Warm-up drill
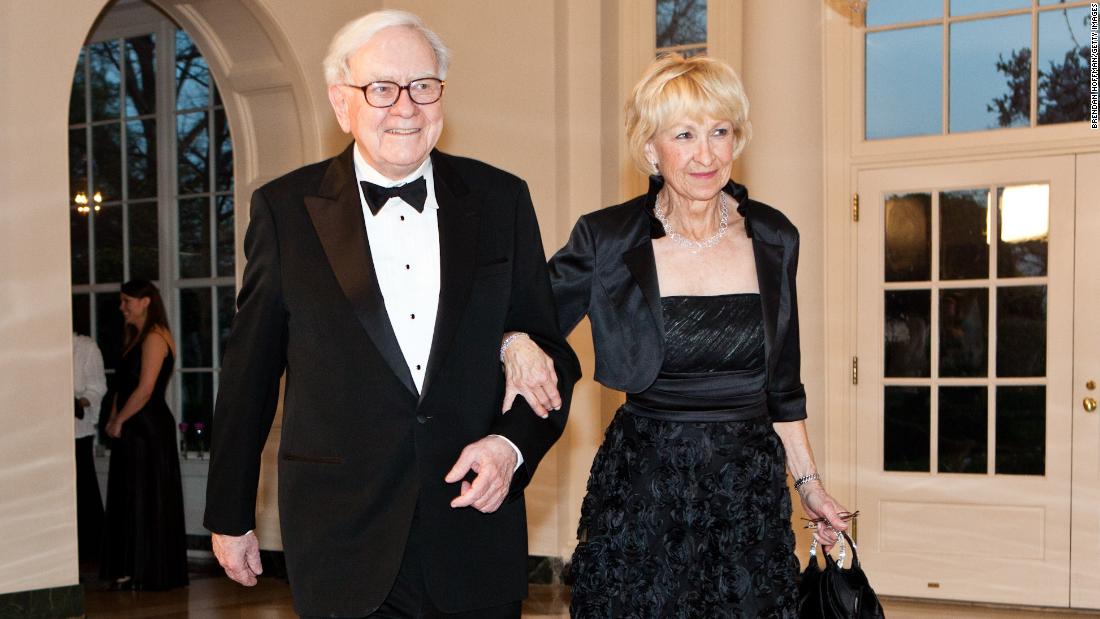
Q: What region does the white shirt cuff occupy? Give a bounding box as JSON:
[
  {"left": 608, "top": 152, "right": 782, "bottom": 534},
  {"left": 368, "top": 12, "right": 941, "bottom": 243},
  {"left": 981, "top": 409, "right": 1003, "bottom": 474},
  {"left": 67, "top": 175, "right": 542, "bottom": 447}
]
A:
[{"left": 489, "top": 434, "right": 524, "bottom": 472}]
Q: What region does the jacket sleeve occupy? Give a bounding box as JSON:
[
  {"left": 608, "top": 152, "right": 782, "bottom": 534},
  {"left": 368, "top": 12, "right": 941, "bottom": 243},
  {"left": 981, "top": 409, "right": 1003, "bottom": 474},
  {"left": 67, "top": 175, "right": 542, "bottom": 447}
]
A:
[
  {"left": 547, "top": 215, "right": 595, "bottom": 336},
  {"left": 489, "top": 181, "right": 581, "bottom": 495},
  {"left": 203, "top": 188, "right": 288, "bottom": 535},
  {"left": 768, "top": 228, "right": 808, "bottom": 422}
]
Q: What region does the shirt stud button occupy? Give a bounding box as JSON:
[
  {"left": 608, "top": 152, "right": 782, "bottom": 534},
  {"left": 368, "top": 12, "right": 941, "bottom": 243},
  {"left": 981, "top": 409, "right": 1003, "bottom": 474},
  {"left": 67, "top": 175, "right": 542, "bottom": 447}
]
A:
[
  {"left": 410, "top": 314, "right": 415, "bottom": 319},
  {"left": 416, "top": 414, "right": 427, "bottom": 424}
]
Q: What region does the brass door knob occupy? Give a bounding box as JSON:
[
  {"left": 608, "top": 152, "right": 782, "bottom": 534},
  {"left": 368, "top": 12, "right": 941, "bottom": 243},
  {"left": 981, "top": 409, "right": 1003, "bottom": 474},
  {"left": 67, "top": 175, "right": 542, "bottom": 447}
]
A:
[{"left": 1086, "top": 397, "right": 1098, "bottom": 413}]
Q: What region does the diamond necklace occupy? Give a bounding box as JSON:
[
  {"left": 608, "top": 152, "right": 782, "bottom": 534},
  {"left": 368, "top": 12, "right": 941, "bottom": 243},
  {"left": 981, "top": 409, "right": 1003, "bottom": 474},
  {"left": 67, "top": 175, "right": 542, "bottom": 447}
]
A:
[{"left": 653, "top": 191, "right": 729, "bottom": 253}]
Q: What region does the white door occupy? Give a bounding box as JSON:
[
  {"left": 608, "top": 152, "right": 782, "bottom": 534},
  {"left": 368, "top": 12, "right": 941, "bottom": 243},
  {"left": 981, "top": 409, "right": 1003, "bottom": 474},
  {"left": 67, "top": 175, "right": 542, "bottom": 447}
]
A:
[
  {"left": 1071, "top": 153, "right": 1100, "bottom": 609},
  {"left": 855, "top": 156, "right": 1076, "bottom": 606}
]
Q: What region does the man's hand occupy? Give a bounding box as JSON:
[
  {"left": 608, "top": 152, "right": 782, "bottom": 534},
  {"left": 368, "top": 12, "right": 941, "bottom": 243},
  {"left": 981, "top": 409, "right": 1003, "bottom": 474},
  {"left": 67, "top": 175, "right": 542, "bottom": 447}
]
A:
[
  {"left": 501, "top": 333, "right": 560, "bottom": 418},
  {"left": 212, "top": 531, "right": 263, "bottom": 586},
  {"left": 444, "top": 436, "right": 518, "bottom": 513}
]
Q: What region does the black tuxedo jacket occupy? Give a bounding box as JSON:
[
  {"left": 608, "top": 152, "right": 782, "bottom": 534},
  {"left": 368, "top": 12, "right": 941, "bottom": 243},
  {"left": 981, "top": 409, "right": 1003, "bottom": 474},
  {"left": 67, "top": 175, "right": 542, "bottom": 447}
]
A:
[
  {"left": 548, "top": 175, "right": 807, "bottom": 422},
  {"left": 203, "top": 145, "right": 579, "bottom": 616}
]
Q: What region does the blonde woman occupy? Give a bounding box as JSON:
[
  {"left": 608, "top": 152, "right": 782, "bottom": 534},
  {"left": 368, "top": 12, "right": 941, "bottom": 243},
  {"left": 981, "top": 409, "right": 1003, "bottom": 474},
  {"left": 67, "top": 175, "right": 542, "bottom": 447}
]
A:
[{"left": 502, "top": 54, "right": 850, "bottom": 616}]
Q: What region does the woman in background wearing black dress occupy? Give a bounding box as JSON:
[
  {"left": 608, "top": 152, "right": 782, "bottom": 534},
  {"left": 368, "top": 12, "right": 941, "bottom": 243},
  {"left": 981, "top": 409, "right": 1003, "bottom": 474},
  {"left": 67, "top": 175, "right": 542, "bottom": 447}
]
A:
[
  {"left": 501, "top": 54, "right": 850, "bottom": 617},
  {"left": 101, "top": 280, "right": 188, "bottom": 590}
]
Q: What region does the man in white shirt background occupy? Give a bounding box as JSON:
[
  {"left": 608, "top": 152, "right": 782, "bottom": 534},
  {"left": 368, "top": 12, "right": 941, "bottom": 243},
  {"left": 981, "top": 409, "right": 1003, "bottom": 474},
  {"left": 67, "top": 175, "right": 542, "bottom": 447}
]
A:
[{"left": 72, "top": 331, "right": 107, "bottom": 565}]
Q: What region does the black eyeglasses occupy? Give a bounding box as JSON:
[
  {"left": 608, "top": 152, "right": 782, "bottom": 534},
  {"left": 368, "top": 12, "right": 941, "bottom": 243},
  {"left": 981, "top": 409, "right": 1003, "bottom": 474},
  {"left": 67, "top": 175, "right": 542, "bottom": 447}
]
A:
[{"left": 345, "top": 78, "right": 445, "bottom": 108}]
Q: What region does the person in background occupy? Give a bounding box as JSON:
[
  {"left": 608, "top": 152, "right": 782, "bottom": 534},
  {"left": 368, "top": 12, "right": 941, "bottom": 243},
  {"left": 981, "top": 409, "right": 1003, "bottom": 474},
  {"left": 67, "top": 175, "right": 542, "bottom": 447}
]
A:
[
  {"left": 100, "top": 279, "right": 188, "bottom": 591},
  {"left": 73, "top": 331, "right": 107, "bottom": 565}
]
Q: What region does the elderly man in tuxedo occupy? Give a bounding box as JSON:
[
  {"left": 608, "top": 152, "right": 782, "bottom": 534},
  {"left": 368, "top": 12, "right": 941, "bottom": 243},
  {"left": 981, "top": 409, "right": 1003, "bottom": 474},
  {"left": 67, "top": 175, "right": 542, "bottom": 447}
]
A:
[{"left": 203, "top": 10, "right": 578, "bottom": 618}]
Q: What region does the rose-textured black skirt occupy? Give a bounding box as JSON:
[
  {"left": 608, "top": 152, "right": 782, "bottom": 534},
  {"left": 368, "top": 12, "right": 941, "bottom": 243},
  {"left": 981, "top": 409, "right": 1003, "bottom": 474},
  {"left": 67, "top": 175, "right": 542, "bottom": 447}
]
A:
[{"left": 569, "top": 409, "right": 799, "bottom": 618}]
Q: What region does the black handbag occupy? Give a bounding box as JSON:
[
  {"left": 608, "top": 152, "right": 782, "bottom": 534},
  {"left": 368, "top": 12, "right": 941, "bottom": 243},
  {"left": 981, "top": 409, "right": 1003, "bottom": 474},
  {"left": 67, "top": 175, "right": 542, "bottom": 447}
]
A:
[{"left": 798, "top": 531, "right": 884, "bottom": 618}]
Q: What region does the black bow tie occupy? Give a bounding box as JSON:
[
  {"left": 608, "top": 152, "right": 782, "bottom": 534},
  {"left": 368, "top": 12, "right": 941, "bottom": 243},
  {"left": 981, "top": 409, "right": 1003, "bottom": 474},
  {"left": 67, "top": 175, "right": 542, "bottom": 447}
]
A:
[{"left": 361, "top": 176, "right": 427, "bottom": 215}]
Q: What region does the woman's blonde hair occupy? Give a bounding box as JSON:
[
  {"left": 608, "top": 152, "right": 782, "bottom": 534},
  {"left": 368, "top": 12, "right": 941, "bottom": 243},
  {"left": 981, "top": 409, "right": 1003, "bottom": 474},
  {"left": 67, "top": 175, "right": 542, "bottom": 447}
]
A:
[{"left": 625, "top": 53, "right": 752, "bottom": 176}]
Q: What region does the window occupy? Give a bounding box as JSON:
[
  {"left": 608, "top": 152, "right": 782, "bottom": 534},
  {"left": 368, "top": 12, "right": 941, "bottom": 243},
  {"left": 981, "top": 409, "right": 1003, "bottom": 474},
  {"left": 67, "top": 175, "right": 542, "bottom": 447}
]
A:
[
  {"left": 864, "top": 0, "right": 1092, "bottom": 139},
  {"left": 69, "top": 12, "right": 235, "bottom": 444},
  {"left": 657, "top": 0, "right": 707, "bottom": 57}
]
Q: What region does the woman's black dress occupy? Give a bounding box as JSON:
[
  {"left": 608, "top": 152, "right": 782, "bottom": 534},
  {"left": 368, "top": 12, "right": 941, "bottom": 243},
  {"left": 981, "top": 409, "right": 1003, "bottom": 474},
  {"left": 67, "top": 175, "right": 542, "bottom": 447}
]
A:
[
  {"left": 570, "top": 294, "right": 799, "bottom": 618},
  {"left": 100, "top": 342, "right": 189, "bottom": 590}
]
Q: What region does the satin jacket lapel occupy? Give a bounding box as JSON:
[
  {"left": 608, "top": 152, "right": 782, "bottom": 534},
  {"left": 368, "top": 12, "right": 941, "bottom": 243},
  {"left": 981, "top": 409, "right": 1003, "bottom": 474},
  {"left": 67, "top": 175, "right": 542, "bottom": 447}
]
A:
[
  {"left": 420, "top": 152, "right": 479, "bottom": 401},
  {"left": 753, "top": 239, "right": 784, "bottom": 377},
  {"left": 623, "top": 241, "right": 664, "bottom": 337},
  {"left": 304, "top": 146, "right": 418, "bottom": 397}
]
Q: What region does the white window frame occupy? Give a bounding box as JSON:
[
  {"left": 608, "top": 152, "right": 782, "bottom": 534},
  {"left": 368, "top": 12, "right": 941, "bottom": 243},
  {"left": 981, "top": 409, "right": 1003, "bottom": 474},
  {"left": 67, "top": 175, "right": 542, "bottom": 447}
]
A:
[{"left": 73, "top": 2, "right": 235, "bottom": 431}]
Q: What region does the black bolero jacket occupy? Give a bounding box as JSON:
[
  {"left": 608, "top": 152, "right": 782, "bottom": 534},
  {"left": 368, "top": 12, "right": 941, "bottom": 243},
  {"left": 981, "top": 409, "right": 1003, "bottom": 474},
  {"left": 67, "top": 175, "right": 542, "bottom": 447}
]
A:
[{"left": 548, "top": 176, "right": 808, "bottom": 423}]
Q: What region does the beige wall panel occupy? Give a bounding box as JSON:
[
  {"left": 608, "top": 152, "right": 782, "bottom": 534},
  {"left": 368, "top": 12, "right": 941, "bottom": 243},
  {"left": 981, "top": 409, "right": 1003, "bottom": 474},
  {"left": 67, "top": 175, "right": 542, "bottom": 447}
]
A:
[
  {"left": 0, "top": 0, "right": 114, "bottom": 596},
  {"left": 740, "top": 1, "right": 825, "bottom": 558}
]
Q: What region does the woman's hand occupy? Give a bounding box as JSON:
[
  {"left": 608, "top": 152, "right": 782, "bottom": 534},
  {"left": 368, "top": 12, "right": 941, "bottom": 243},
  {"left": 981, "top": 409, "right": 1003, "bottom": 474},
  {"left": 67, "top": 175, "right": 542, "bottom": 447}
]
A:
[
  {"left": 500, "top": 332, "right": 561, "bottom": 418},
  {"left": 106, "top": 417, "right": 124, "bottom": 439},
  {"left": 798, "top": 481, "right": 851, "bottom": 552}
]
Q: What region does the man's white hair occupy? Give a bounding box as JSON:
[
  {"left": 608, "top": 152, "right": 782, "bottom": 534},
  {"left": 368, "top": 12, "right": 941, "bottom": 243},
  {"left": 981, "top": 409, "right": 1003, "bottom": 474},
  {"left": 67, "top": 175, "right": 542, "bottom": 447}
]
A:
[{"left": 323, "top": 10, "right": 451, "bottom": 86}]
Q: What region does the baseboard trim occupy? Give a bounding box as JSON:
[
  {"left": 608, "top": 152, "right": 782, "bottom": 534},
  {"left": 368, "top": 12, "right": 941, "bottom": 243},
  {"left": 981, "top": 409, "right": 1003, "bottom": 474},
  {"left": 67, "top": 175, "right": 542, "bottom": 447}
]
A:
[{"left": 0, "top": 584, "right": 84, "bottom": 619}]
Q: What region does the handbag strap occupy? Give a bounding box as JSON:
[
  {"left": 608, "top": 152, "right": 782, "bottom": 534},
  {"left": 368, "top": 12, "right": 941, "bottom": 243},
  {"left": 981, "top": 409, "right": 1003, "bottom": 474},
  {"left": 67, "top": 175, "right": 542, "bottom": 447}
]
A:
[{"left": 808, "top": 530, "right": 856, "bottom": 568}]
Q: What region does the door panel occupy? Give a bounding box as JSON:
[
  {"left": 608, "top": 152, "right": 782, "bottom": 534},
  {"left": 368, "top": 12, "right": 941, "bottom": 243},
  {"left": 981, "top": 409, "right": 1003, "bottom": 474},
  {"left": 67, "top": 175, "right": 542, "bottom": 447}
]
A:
[
  {"left": 1070, "top": 153, "right": 1100, "bottom": 609},
  {"left": 856, "top": 157, "right": 1075, "bottom": 606}
]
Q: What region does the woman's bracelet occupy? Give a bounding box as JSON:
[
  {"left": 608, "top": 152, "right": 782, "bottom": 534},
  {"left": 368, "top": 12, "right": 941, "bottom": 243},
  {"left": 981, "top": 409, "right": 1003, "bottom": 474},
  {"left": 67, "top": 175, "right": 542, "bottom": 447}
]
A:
[
  {"left": 794, "top": 472, "right": 821, "bottom": 491},
  {"left": 499, "top": 333, "right": 526, "bottom": 362}
]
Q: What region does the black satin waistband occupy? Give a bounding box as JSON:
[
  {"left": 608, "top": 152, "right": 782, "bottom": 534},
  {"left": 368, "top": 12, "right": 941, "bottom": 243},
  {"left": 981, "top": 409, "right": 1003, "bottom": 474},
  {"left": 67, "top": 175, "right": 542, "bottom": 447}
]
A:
[{"left": 624, "top": 367, "right": 768, "bottom": 423}]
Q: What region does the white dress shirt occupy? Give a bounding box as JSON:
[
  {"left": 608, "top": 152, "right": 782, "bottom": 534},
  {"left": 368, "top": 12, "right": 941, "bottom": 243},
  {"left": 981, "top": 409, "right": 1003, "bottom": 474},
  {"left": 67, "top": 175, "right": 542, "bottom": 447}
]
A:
[
  {"left": 352, "top": 148, "right": 523, "bottom": 468},
  {"left": 353, "top": 147, "right": 440, "bottom": 393},
  {"left": 73, "top": 333, "right": 107, "bottom": 439},
  {"left": 352, "top": 150, "right": 523, "bottom": 470}
]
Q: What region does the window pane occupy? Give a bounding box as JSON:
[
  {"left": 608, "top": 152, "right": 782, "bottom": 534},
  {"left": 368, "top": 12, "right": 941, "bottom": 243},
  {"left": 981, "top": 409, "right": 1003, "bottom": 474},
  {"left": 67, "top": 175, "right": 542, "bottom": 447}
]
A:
[
  {"left": 885, "top": 290, "right": 931, "bottom": 377},
  {"left": 72, "top": 294, "right": 91, "bottom": 337},
  {"left": 998, "top": 184, "right": 1049, "bottom": 277},
  {"left": 177, "top": 111, "right": 209, "bottom": 195},
  {"left": 88, "top": 40, "right": 121, "bottom": 121},
  {"left": 180, "top": 371, "right": 212, "bottom": 428},
  {"left": 884, "top": 386, "right": 930, "bottom": 472},
  {"left": 92, "top": 124, "right": 122, "bottom": 204},
  {"left": 179, "top": 287, "right": 213, "bottom": 368},
  {"left": 129, "top": 201, "right": 159, "bottom": 281},
  {"left": 950, "top": 0, "right": 1030, "bottom": 17},
  {"left": 70, "top": 49, "right": 86, "bottom": 125},
  {"left": 939, "top": 288, "right": 988, "bottom": 377},
  {"left": 95, "top": 291, "right": 123, "bottom": 370},
  {"left": 950, "top": 15, "right": 1031, "bottom": 132},
  {"left": 866, "top": 0, "right": 942, "bottom": 27},
  {"left": 217, "top": 285, "right": 237, "bottom": 364},
  {"left": 179, "top": 198, "right": 212, "bottom": 279},
  {"left": 214, "top": 109, "right": 233, "bottom": 192},
  {"left": 940, "top": 189, "right": 989, "bottom": 280},
  {"left": 69, "top": 128, "right": 88, "bottom": 200},
  {"left": 866, "top": 25, "right": 943, "bottom": 139},
  {"left": 71, "top": 208, "right": 89, "bottom": 286},
  {"left": 124, "top": 35, "right": 156, "bottom": 118},
  {"left": 656, "top": 0, "right": 706, "bottom": 48},
  {"left": 176, "top": 30, "right": 210, "bottom": 111},
  {"left": 1038, "top": 6, "right": 1091, "bottom": 124},
  {"left": 996, "top": 386, "right": 1045, "bottom": 475},
  {"left": 885, "top": 192, "right": 931, "bottom": 281},
  {"left": 216, "top": 195, "right": 235, "bottom": 277},
  {"left": 126, "top": 119, "right": 157, "bottom": 200},
  {"left": 938, "top": 386, "right": 988, "bottom": 473},
  {"left": 94, "top": 204, "right": 123, "bottom": 284},
  {"left": 997, "top": 285, "right": 1047, "bottom": 377}
]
